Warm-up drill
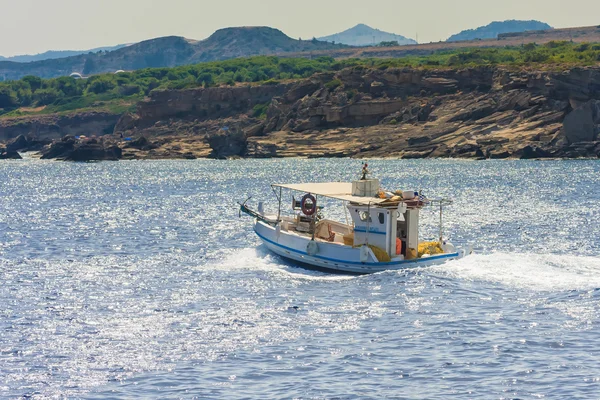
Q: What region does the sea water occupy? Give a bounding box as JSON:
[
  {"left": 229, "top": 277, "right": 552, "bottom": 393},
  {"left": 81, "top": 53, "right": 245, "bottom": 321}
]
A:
[{"left": 1, "top": 158, "right": 599, "bottom": 399}]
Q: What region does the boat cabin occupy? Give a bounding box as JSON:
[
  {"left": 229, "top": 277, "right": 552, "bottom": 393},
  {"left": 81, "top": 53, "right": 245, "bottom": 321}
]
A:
[{"left": 260, "top": 179, "right": 434, "bottom": 261}]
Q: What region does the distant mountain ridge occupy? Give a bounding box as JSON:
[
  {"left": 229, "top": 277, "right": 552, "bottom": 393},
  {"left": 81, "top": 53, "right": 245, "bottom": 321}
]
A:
[
  {"left": 0, "top": 44, "right": 128, "bottom": 63},
  {"left": 447, "top": 20, "right": 552, "bottom": 42},
  {"left": 318, "top": 24, "right": 416, "bottom": 46},
  {"left": 0, "top": 27, "right": 345, "bottom": 81}
]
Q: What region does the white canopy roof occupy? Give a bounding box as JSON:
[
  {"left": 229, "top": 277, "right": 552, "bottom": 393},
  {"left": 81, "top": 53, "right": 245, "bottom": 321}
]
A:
[{"left": 272, "top": 182, "right": 386, "bottom": 205}]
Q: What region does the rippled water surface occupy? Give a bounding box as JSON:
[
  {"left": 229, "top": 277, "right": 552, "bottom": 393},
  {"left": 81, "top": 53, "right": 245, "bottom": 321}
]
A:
[{"left": 1, "top": 158, "right": 600, "bottom": 399}]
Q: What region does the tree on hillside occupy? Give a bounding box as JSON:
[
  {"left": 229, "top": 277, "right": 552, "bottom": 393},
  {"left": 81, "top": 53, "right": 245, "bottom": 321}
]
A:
[
  {"left": 0, "top": 86, "right": 19, "bottom": 108},
  {"left": 83, "top": 58, "right": 96, "bottom": 75},
  {"left": 197, "top": 72, "right": 214, "bottom": 87},
  {"left": 22, "top": 76, "right": 42, "bottom": 92},
  {"left": 55, "top": 76, "right": 83, "bottom": 97},
  {"left": 378, "top": 41, "right": 400, "bottom": 47},
  {"left": 86, "top": 76, "right": 116, "bottom": 94},
  {"left": 33, "top": 88, "right": 62, "bottom": 106}
]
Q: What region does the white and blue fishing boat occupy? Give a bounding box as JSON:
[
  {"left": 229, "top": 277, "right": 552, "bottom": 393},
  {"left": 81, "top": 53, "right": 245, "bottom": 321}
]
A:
[{"left": 240, "top": 168, "right": 471, "bottom": 274}]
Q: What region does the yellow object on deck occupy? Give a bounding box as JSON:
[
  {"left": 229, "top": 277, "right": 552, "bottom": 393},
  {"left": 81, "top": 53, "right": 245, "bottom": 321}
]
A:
[
  {"left": 406, "top": 248, "right": 418, "bottom": 260},
  {"left": 368, "top": 245, "right": 391, "bottom": 263},
  {"left": 418, "top": 241, "right": 444, "bottom": 257},
  {"left": 352, "top": 243, "right": 391, "bottom": 262}
]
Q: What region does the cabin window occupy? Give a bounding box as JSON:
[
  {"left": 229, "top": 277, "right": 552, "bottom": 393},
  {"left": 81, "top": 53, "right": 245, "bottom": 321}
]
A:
[
  {"left": 378, "top": 213, "right": 385, "bottom": 224},
  {"left": 359, "top": 211, "right": 370, "bottom": 222}
]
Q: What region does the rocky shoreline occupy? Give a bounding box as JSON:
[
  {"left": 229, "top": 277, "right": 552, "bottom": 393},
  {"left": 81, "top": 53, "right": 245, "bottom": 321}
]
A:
[{"left": 1, "top": 65, "right": 600, "bottom": 161}]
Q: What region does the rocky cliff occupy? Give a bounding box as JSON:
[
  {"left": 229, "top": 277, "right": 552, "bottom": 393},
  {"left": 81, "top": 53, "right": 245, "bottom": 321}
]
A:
[
  {"left": 2, "top": 65, "right": 600, "bottom": 161},
  {"left": 113, "top": 65, "right": 600, "bottom": 160}
]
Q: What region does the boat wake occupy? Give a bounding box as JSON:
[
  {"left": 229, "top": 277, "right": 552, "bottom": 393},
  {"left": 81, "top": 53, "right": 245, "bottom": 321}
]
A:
[
  {"left": 216, "top": 247, "right": 600, "bottom": 291},
  {"left": 214, "top": 247, "right": 356, "bottom": 281},
  {"left": 431, "top": 252, "right": 600, "bottom": 292}
]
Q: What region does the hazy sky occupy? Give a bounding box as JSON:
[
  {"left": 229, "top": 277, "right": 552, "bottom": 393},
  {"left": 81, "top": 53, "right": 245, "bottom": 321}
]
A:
[{"left": 1, "top": 0, "right": 598, "bottom": 56}]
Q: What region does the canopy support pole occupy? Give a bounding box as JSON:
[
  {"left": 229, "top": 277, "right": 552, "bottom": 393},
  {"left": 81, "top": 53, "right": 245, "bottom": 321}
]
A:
[
  {"left": 277, "top": 187, "right": 282, "bottom": 223},
  {"left": 439, "top": 202, "right": 443, "bottom": 243},
  {"left": 343, "top": 201, "right": 350, "bottom": 228}
]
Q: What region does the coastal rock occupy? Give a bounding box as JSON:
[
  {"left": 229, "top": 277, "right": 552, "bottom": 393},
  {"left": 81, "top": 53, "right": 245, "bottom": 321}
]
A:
[
  {"left": 497, "top": 90, "right": 531, "bottom": 111},
  {"left": 6, "top": 134, "right": 52, "bottom": 152},
  {"left": 64, "top": 144, "right": 122, "bottom": 161},
  {"left": 6, "top": 135, "right": 29, "bottom": 152},
  {"left": 40, "top": 136, "right": 122, "bottom": 161},
  {"left": 447, "top": 99, "right": 495, "bottom": 122},
  {"left": 207, "top": 127, "right": 247, "bottom": 159},
  {"left": 562, "top": 100, "right": 600, "bottom": 144},
  {"left": 513, "top": 145, "right": 551, "bottom": 159},
  {"left": 0, "top": 148, "right": 22, "bottom": 159},
  {"left": 114, "top": 112, "right": 140, "bottom": 133},
  {"left": 40, "top": 136, "right": 76, "bottom": 159},
  {"left": 124, "top": 136, "right": 158, "bottom": 151},
  {"left": 243, "top": 123, "right": 265, "bottom": 137},
  {"left": 487, "top": 150, "right": 511, "bottom": 159}
]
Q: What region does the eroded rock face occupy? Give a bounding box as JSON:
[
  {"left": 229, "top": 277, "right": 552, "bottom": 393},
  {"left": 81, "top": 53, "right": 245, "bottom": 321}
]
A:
[
  {"left": 135, "top": 84, "right": 293, "bottom": 127},
  {"left": 0, "top": 112, "right": 121, "bottom": 143}
]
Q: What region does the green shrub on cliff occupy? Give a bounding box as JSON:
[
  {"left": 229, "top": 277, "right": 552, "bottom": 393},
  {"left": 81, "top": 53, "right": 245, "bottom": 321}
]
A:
[
  {"left": 197, "top": 72, "right": 215, "bottom": 87},
  {"left": 87, "top": 76, "right": 117, "bottom": 95},
  {"left": 0, "top": 87, "right": 19, "bottom": 108},
  {"left": 33, "top": 88, "right": 62, "bottom": 106},
  {"left": 325, "top": 79, "right": 342, "bottom": 90},
  {"left": 22, "top": 76, "right": 43, "bottom": 92},
  {"left": 252, "top": 103, "right": 269, "bottom": 119}
]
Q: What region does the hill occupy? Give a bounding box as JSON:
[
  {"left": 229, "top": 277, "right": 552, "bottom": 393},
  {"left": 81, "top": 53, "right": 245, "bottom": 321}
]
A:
[
  {"left": 0, "top": 27, "right": 345, "bottom": 81},
  {"left": 0, "top": 44, "right": 128, "bottom": 63},
  {"left": 189, "top": 26, "right": 345, "bottom": 62},
  {"left": 447, "top": 20, "right": 552, "bottom": 42},
  {"left": 318, "top": 24, "right": 416, "bottom": 46}
]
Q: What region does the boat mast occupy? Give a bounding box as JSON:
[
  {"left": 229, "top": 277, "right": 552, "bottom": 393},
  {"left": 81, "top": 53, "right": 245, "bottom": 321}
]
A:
[{"left": 271, "top": 185, "right": 283, "bottom": 223}]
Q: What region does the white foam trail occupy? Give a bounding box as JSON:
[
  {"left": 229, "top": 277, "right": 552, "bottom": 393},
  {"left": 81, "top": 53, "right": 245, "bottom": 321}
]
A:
[
  {"left": 212, "top": 247, "right": 355, "bottom": 281},
  {"left": 431, "top": 252, "right": 600, "bottom": 292}
]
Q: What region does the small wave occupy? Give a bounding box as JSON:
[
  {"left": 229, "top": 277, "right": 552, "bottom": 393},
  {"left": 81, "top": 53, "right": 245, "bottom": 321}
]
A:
[
  {"left": 213, "top": 247, "right": 356, "bottom": 281},
  {"left": 431, "top": 252, "right": 600, "bottom": 292}
]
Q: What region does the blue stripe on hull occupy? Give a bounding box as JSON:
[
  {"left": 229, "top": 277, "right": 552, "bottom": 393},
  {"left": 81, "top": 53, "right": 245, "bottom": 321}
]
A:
[{"left": 254, "top": 226, "right": 459, "bottom": 269}]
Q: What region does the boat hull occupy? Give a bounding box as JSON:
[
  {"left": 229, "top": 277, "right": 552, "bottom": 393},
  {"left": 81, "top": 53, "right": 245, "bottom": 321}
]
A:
[{"left": 254, "top": 220, "right": 466, "bottom": 274}]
